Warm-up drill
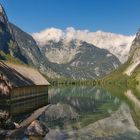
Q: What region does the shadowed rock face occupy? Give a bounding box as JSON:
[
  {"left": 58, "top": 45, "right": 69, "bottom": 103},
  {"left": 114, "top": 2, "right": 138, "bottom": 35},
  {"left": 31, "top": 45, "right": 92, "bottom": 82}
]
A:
[
  {"left": 130, "top": 30, "right": 140, "bottom": 55},
  {"left": 0, "top": 5, "right": 27, "bottom": 63},
  {"left": 40, "top": 40, "right": 121, "bottom": 79},
  {"left": 129, "top": 29, "right": 140, "bottom": 63},
  {"left": 0, "top": 5, "right": 12, "bottom": 54},
  {"left": 8, "top": 23, "right": 122, "bottom": 80},
  {"left": 9, "top": 23, "right": 43, "bottom": 66},
  {"left": 124, "top": 29, "right": 140, "bottom": 76},
  {"left": 0, "top": 4, "right": 122, "bottom": 80}
]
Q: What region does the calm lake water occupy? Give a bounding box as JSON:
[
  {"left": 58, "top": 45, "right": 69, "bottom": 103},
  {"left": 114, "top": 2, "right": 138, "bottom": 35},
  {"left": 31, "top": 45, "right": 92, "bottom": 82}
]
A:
[{"left": 1, "top": 85, "right": 140, "bottom": 140}]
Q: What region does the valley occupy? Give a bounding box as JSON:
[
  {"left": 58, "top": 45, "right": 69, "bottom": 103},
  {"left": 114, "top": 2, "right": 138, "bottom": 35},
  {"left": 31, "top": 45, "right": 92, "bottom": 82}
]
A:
[{"left": 0, "top": 2, "right": 140, "bottom": 140}]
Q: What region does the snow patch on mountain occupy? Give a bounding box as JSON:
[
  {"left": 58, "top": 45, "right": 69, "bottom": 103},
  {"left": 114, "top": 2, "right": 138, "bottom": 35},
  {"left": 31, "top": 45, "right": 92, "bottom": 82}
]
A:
[
  {"left": 32, "top": 27, "right": 135, "bottom": 63},
  {"left": 45, "top": 46, "right": 78, "bottom": 64}
]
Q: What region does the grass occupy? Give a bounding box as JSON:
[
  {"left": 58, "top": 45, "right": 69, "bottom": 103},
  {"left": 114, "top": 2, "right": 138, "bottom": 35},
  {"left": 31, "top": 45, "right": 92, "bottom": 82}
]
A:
[
  {"left": 48, "top": 58, "right": 136, "bottom": 86},
  {"left": 0, "top": 50, "right": 23, "bottom": 64}
]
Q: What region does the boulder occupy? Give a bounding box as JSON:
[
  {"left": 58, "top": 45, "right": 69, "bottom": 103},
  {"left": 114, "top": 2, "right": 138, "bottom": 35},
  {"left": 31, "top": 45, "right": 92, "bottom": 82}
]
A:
[
  {"left": 44, "top": 103, "right": 79, "bottom": 121},
  {"left": 25, "top": 120, "right": 49, "bottom": 136}
]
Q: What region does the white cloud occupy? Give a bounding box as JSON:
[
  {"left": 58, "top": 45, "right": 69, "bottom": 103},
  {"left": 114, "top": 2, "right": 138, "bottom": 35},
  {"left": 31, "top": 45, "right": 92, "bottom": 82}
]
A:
[
  {"left": 32, "top": 27, "right": 135, "bottom": 63},
  {"left": 32, "top": 28, "right": 64, "bottom": 46}
]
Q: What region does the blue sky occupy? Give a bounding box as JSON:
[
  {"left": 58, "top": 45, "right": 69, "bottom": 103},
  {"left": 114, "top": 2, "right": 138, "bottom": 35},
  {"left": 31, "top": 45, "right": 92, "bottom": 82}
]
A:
[{"left": 1, "top": 0, "right": 140, "bottom": 35}]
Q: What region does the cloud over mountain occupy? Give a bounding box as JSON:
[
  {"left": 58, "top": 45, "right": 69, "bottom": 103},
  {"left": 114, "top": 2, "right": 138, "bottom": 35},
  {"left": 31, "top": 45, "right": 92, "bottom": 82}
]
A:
[{"left": 32, "top": 27, "right": 135, "bottom": 63}]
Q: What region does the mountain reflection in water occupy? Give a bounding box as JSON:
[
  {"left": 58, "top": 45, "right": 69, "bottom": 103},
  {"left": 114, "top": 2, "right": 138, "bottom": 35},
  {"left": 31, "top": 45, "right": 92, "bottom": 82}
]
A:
[
  {"left": 1, "top": 86, "right": 140, "bottom": 140},
  {"left": 47, "top": 86, "right": 121, "bottom": 127},
  {"left": 43, "top": 86, "right": 140, "bottom": 140}
]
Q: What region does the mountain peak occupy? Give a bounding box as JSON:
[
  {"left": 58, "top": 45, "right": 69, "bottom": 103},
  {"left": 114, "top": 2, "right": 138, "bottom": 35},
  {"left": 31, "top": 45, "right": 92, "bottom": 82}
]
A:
[
  {"left": 0, "top": 4, "right": 8, "bottom": 24},
  {"left": 128, "top": 28, "right": 140, "bottom": 64},
  {"left": 33, "top": 27, "right": 134, "bottom": 63},
  {"left": 0, "top": 4, "right": 4, "bottom": 12},
  {"left": 136, "top": 28, "right": 140, "bottom": 38}
]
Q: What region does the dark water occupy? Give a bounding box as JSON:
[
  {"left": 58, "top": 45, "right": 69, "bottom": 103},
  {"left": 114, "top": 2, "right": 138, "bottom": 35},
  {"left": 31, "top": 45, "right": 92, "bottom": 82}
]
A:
[{"left": 1, "top": 85, "right": 140, "bottom": 140}]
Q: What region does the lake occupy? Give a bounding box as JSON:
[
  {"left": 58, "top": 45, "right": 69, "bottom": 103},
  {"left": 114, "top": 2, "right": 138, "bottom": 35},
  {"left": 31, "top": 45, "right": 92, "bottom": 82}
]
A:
[{"left": 1, "top": 85, "right": 140, "bottom": 140}]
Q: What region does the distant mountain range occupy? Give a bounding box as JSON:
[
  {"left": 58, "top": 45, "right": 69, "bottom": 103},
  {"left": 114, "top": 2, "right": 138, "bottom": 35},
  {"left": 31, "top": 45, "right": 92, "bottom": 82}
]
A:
[
  {"left": 39, "top": 40, "right": 121, "bottom": 79},
  {"left": 33, "top": 27, "right": 135, "bottom": 63},
  {"left": 0, "top": 4, "right": 136, "bottom": 80}
]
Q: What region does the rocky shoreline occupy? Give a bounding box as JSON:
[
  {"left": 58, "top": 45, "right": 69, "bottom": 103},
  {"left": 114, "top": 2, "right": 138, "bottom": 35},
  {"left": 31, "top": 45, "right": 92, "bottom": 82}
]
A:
[
  {"left": 0, "top": 103, "right": 79, "bottom": 139},
  {"left": 0, "top": 103, "right": 139, "bottom": 140}
]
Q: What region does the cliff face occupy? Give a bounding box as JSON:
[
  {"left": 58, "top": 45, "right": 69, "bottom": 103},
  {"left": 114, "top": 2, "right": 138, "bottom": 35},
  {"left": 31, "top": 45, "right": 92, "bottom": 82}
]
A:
[
  {"left": 0, "top": 4, "right": 50, "bottom": 86},
  {"left": 8, "top": 22, "right": 121, "bottom": 80},
  {"left": 124, "top": 29, "right": 140, "bottom": 76},
  {"left": 0, "top": 5, "right": 27, "bottom": 63},
  {"left": 129, "top": 29, "right": 140, "bottom": 62},
  {"left": 0, "top": 4, "right": 127, "bottom": 80},
  {"left": 33, "top": 28, "right": 134, "bottom": 63},
  {"left": 40, "top": 40, "right": 121, "bottom": 80},
  {"left": 10, "top": 23, "right": 43, "bottom": 66}
]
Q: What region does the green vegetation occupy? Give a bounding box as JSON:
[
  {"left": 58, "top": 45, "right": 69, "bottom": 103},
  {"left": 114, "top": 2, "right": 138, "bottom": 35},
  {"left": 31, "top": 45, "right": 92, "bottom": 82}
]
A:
[
  {"left": 129, "top": 65, "right": 140, "bottom": 84},
  {"left": 48, "top": 59, "right": 134, "bottom": 86},
  {"left": 0, "top": 50, "right": 23, "bottom": 64},
  {"left": 50, "top": 78, "right": 97, "bottom": 86},
  {"left": 8, "top": 40, "right": 18, "bottom": 50},
  {"left": 101, "top": 60, "right": 131, "bottom": 85}
]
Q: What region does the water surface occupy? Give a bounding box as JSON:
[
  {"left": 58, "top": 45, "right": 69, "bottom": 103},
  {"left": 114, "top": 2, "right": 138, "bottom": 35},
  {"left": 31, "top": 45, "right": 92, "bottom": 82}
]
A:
[{"left": 1, "top": 85, "right": 140, "bottom": 140}]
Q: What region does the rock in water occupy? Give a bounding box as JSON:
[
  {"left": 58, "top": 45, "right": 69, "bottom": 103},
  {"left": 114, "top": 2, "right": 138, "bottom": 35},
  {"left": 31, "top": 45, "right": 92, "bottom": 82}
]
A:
[
  {"left": 44, "top": 103, "right": 79, "bottom": 121},
  {"left": 25, "top": 120, "right": 49, "bottom": 136}
]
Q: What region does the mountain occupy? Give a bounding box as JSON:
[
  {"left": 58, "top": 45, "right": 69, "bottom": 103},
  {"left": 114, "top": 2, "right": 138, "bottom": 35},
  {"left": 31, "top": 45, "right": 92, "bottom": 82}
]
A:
[
  {"left": 0, "top": 4, "right": 123, "bottom": 80},
  {"left": 124, "top": 29, "right": 140, "bottom": 76},
  {"left": 33, "top": 27, "right": 134, "bottom": 63},
  {"left": 0, "top": 4, "right": 50, "bottom": 88},
  {"left": 12, "top": 25, "right": 122, "bottom": 80},
  {"left": 10, "top": 23, "right": 43, "bottom": 67},
  {"left": 106, "top": 28, "right": 140, "bottom": 84},
  {"left": 0, "top": 5, "right": 27, "bottom": 62},
  {"left": 39, "top": 40, "right": 121, "bottom": 80},
  {"left": 40, "top": 40, "right": 79, "bottom": 64},
  {"left": 0, "top": 4, "right": 46, "bottom": 68},
  {"left": 129, "top": 29, "right": 140, "bottom": 62}
]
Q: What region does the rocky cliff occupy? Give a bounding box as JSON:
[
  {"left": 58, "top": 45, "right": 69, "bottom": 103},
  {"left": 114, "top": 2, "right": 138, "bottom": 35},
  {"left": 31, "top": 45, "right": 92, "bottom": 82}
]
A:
[
  {"left": 124, "top": 29, "right": 140, "bottom": 76},
  {"left": 10, "top": 23, "right": 43, "bottom": 66},
  {"left": 0, "top": 5, "right": 27, "bottom": 63},
  {"left": 0, "top": 4, "right": 123, "bottom": 80},
  {"left": 129, "top": 29, "right": 140, "bottom": 62},
  {"left": 39, "top": 40, "right": 121, "bottom": 79}
]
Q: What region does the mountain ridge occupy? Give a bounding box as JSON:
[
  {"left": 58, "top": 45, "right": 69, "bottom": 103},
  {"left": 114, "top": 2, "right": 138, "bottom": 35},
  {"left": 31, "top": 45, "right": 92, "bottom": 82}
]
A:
[
  {"left": 0, "top": 4, "right": 124, "bottom": 80},
  {"left": 33, "top": 27, "right": 135, "bottom": 63}
]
